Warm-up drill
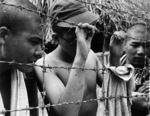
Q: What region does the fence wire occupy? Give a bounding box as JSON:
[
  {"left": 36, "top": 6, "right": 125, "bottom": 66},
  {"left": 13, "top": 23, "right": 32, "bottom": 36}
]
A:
[{"left": 0, "top": 0, "right": 150, "bottom": 116}]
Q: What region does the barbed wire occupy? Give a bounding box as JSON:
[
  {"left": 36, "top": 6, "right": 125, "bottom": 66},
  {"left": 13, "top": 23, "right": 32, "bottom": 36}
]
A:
[
  {"left": 1, "top": 0, "right": 150, "bottom": 40},
  {"left": 0, "top": 1, "right": 150, "bottom": 115},
  {"left": 0, "top": 94, "right": 149, "bottom": 114},
  {"left": 0, "top": 2, "right": 78, "bottom": 26},
  {"left": 1, "top": 1, "right": 150, "bottom": 33},
  {"left": 0, "top": 60, "right": 107, "bottom": 71},
  {"left": 1, "top": 60, "right": 150, "bottom": 72}
]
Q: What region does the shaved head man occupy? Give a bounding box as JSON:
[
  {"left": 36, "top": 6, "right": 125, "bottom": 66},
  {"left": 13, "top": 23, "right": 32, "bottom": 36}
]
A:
[
  {"left": 0, "top": 0, "right": 44, "bottom": 116},
  {"left": 109, "top": 23, "right": 150, "bottom": 116},
  {"left": 124, "top": 24, "right": 150, "bottom": 68}
]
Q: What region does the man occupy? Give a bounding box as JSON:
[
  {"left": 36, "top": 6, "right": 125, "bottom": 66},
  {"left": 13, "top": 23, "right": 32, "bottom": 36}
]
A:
[
  {"left": 109, "top": 23, "right": 150, "bottom": 116},
  {"left": 35, "top": 0, "right": 103, "bottom": 116},
  {"left": 0, "top": 0, "right": 44, "bottom": 116}
]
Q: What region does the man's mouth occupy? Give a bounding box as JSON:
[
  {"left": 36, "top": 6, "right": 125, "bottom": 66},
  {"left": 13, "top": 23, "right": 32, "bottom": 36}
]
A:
[{"left": 134, "top": 58, "right": 146, "bottom": 63}]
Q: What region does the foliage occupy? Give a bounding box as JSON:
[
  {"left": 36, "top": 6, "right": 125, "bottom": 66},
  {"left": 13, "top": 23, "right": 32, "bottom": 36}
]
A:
[{"left": 29, "top": 0, "right": 150, "bottom": 42}]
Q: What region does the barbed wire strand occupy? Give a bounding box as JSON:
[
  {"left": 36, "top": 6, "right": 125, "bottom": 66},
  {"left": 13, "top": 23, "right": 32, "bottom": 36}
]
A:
[
  {"left": 0, "top": 1, "right": 150, "bottom": 115},
  {"left": 0, "top": 1, "right": 150, "bottom": 33},
  {"left": 0, "top": 94, "right": 149, "bottom": 114},
  {"left": 0, "top": 60, "right": 150, "bottom": 72}
]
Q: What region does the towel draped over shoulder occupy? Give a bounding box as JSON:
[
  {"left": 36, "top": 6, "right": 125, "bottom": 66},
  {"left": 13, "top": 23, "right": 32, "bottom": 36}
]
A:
[
  {"left": 103, "top": 64, "right": 135, "bottom": 116},
  {"left": 0, "top": 68, "right": 29, "bottom": 116}
]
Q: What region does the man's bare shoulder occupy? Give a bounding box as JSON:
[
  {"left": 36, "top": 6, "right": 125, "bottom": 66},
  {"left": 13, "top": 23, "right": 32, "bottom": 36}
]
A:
[
  {"left": 34, "top": 52, "right": 60, "bottom": 77},
  {"left": 34, "top": 52, "right": 62, "bottom": 83},
  {"left": 88, "top": 50, "right": 97, "bottom": 58},
  {"left": 36, "top": 52, "right": 59, "bottom": 66},
  {"left": 88, "top": 50, "right": 102, "bottom": 63},
  {"left": 88, "top": 50, "right": 103, "bottom": 69}
]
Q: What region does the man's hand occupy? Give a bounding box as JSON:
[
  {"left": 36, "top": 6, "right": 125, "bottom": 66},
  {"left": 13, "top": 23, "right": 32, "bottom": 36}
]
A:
[
  {"left": 109, "top": 31, "right": 127, "bottom": 66},
  {"left": 75, "top": 23, "right": 98, "bottom": 60},
  {"left": 137, "top": 80, "right": 150, "bottom": 94},
  {"left": 109, "top": 31, "right": 126, "bottom": 58}
]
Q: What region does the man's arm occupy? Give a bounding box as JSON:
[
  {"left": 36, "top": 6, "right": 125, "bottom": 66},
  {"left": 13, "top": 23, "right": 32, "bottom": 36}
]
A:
[{"left": 95, "top": 54, "right": 104, "bottom": 87}]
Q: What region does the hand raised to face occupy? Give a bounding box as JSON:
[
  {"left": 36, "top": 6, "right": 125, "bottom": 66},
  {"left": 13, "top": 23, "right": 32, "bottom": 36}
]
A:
[{"left": 75, "top": 23, "right": 98, "bottom": 60}]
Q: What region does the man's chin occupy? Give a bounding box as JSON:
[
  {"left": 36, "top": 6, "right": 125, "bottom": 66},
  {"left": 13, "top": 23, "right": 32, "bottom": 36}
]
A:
[{"left": 133, "top": 62, "right": 145, "bottom": 68}]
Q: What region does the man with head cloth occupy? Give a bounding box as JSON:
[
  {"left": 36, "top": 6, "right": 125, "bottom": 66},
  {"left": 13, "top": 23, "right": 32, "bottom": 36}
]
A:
[{"left": 0, "top": 0, "right": 44, "bottom": 116}]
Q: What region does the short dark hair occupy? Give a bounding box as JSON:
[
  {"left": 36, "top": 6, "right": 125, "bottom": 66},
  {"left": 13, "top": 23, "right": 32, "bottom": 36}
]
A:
[
  {"left": 0, "top": 0, "right": 41, "bottom": 35},
  {"left": 127, "top": 23, "right": 147, "bottom": 32},
  {"left": 125, "top": 23, "right": 149, "bottom": 41}
]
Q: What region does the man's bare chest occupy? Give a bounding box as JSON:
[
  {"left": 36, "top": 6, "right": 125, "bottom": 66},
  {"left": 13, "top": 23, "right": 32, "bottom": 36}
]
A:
[{"left": 55, "top": 65, "right": 97, "bottom": 87}]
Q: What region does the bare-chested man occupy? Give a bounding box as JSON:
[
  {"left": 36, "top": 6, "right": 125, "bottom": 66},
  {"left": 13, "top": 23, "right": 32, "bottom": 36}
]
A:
[{"left": 35, "top": 0, "right": 103, "bottom": 116}]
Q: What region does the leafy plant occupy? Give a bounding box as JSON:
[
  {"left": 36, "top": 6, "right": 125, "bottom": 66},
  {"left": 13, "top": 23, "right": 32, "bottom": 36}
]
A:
[{"left": 29, "top": 0, "right": 150, "bottom": 42}]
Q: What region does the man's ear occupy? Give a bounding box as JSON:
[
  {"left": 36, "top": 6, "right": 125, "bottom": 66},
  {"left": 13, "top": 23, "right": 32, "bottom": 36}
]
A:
[
  {"left": 0, "top": 26, "right": 9, "bottom": 45},
  {"left": 52, "top": 33, "right": 60, "bottom": 44}
]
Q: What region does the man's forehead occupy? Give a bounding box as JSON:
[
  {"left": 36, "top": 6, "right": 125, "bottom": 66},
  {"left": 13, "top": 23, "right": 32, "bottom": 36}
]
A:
[
  {"left": 128, "top": 36, "right": 150, "bottom": 43},
  {"left": 127, "top": 30, "right": 150, "bottom": 41},
  {"left": 25, "top": 21, "right": 44, "bottom": 39}
]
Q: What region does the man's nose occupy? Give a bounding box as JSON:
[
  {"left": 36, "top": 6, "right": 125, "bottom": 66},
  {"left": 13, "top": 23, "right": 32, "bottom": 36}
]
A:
[
  {"left": 34, "top": 46, "right": 45, "bottom": 59},
  {"left": 35, "top": 51, "right": 45, "bottom": 59},
  {"left": 137, "top": 46, "right": 145, "bottom": 56}
]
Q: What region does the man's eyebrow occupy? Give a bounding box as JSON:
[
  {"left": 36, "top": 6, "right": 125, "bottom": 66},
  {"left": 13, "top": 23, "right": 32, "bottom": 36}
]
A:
[
  {"left": 131, "top": 41, "right": 140, "bottom": 44},
  {"left": 132, "top": 41, "right": 150, "bottom": 45},
  {"left": 30, "top": 36, "right": 43, "bottom": 41},
  {"left": 128, "top": 36, "right": 150, "bottom": 40}
]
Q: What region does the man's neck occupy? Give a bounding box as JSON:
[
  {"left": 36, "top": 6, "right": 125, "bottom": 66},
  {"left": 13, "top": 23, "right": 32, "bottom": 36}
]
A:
[
  {"left": 126, "top": 60, "right": 145, "bottom": 69},
  {"left": 54, "top": 45, "right": 74, "bottom": 63}
]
